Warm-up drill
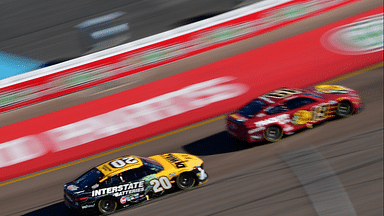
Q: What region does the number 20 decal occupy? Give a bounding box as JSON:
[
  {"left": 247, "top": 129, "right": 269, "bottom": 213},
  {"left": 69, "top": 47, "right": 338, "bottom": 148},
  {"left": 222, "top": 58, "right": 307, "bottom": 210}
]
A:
[
  {"left": 109, "top": 157, "right": 138, "bottom": 168},
  {"left": 150, "top": 177, "right": 172, "bottom": 193}
]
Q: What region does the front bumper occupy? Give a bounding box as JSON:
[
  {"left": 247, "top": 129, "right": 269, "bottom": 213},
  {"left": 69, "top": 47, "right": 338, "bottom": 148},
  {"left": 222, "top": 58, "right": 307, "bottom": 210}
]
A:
[{"left": 193, "top": 167, "right": 209, "bottom": 185}]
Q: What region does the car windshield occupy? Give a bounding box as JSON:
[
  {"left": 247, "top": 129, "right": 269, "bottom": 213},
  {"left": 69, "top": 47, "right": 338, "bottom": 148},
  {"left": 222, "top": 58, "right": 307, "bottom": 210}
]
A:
[
  {"left": 73, "top": 168, "right": 104, "bottom": 188},
  {"left": 137, "top": 156, "right": 164, "bottom": 172},
  {"left": 238, "top": 99, "right": 267, "bottom": 118}
]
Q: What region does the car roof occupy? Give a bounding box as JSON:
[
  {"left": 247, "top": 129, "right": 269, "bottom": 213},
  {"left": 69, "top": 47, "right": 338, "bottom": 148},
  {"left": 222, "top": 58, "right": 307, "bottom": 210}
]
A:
[
  {"left": 259, "top": 88, "right": 304, "bottom": 103},
  {"left": 95, "top": 155, "right": 144, "bottom": 179},
  {"left": 258, "top": 87, "right": 325, "bottom": 106}
]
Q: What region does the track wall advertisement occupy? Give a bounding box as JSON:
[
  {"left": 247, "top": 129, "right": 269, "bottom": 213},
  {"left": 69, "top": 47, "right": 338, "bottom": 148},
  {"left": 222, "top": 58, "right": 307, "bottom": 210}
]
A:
[
  {"left": 0, "top": 6, "right": 382, "bottom": 183},
  {"left": 0, "top": 0, "right": 360, "bottom": 113}
]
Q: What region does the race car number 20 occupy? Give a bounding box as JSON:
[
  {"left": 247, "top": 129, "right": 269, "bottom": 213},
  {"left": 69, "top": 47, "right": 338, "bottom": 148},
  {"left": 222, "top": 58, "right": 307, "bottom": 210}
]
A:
[
  {"left": 110, "top": 157, "right": 138, "bottom": 168},
  {"left": 150, "top": 177, "right": 172, "bottom": 193}
]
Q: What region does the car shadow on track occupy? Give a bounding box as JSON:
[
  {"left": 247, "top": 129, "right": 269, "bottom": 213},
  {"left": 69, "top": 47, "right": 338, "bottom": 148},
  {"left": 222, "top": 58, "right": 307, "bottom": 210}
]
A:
[
  {"left": 182, "top": 131, "right": 269, "bottom": 156},
  {"left": 22, "top": 202, "right": 82, "bottom": 216}
]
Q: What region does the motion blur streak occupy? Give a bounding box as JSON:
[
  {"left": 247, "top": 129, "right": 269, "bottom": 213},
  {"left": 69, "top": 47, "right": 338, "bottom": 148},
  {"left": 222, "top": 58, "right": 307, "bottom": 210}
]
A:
[
  {"left": 0, "top": 77, "right": 247, "bottom": 168},
  {"left": 44, "top": 77, "right": 247, "bottom": 151}
]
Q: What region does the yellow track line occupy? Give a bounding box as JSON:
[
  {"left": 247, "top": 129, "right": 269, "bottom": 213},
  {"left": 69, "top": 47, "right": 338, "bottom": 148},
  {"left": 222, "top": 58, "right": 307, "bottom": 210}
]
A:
[
  {"left": 1, "top": 62, "right": 382, "bottom": 187},
  {"left": 319, "top": 62, "right": 383, "bottom": 85}
]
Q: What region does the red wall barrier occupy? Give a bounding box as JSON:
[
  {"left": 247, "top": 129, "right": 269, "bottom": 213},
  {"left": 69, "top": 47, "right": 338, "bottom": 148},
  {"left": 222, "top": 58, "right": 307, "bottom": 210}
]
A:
[
  {"left": 0, "top": 6, "right": 382, "bottom": 183},
  {"left": 0, "top": 0, "right": 360, "bottom": 113}
]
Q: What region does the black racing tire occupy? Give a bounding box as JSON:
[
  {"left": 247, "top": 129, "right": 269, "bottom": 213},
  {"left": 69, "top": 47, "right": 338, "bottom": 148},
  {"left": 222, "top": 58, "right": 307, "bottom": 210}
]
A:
[
  {"left": 176, "top": 172, "right": 195, "bottom": 190},
  {"left": 336, "top": 101, "right": 353, "bottom": 117},
  {"left": 97, "top": 198, "right": 117, "bottom": 214},
  {"left": 263, "top": 125, "right": 283, "bottom": 142}
]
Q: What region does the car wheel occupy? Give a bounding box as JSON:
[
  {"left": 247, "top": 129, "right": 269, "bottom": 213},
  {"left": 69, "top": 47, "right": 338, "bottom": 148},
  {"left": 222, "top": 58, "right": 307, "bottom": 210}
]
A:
[
  {"left": 336, "top": 101, "right": 352, "bottom": 117},
  {"left": 176, "top": 172, "right": 195, "bottom": 190},
  {"left": 98, "top": 198, "right": 117, "bottom": 214},
  {"left": 263, "top": 126, "right": 283, "bottom": 142}
]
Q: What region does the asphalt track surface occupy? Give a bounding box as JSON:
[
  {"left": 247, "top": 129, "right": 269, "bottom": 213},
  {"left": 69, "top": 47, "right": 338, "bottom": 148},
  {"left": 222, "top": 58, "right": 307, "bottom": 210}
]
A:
[{"left": 0, "top": 0, "right": 383, "bottom": 215}]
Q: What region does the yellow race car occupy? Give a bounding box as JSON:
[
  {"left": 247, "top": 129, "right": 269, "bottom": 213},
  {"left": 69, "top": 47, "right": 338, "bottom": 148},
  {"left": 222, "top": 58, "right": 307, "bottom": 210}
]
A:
[{"left": 64, "top": 153, "right": 208, "bottom": 214}]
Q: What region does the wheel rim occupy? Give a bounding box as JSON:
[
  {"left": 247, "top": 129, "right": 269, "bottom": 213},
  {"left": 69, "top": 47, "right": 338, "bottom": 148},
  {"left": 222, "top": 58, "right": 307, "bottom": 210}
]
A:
[
  {"left": 265, "top": 126, "right": 281, "bottom": 141},
  {"left": 100, "top": 199, "right": 115, "bottom": 212},
  {"left": 337, "top": 102, "right": 351, "bottom": 117},
  {"left": 178, "top": 173, "right": 195, "bottom": 189}
]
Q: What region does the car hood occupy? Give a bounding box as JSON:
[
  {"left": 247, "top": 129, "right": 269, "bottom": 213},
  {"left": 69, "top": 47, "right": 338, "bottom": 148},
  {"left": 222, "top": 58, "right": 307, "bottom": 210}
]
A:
[{"left": 150, "top": 153, "right": 203, "bottom": 170}]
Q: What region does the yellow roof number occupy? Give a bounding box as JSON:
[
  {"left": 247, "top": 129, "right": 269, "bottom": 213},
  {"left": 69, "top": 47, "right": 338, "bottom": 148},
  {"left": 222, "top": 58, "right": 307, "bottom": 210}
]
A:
[{"left": 96, "top": 156, "right": 143, "bottom": 176}]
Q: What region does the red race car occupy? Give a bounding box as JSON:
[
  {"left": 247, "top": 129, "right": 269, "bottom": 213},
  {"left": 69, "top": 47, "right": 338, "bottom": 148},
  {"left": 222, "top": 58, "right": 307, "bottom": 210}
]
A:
[{"left": 226, "top": 85, "right": 362, "bottom": 143}]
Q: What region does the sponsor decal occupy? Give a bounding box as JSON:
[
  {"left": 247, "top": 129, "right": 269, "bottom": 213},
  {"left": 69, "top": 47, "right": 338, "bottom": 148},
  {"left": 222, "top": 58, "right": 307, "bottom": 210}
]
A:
[
  {"left": 248, "top": 127, "right": 265, "bottom": 134},
  {"left": 292, "top": 110, "right": 313, "bottom": 125},
  {"left": 254, "top": 114, "right": 290, "bottom": 127},
  {"left": 91, "top": 181, "right": 144, "bottom": 197},
  {"left": 322, "top": 13, "right": 383, "bottom": 55},
  {"left": 315, "top": 85, "right": 348, "bottom": 94},
  {"left": 283, "top": 124, "right": 294, "bottom": 132},
  {"left": 120, "top": 196, "right": 127, "bottom": 204},
  {"left": 67, "top": 185, "right": 79, "bottom": 191},
  {"left": 250, "top": 134, "right": 263, "bottom": 140},
  {"left": 91, "top": 184, "right": 99, "bottom": 189},
  {"left": 161, "top": 154, "right": 186, "bottom": 168},
  {"left": 81, "top": 204, "right": 95, "bottom": 209},
  {"left": 169, "top": 172, "right": 176, "bottom": 177},
  {"left": 256, "top": 113, "right": 266, "bottom": 117},
  {"left": 312, "top": 104, "right": 332, "bottom": 120}
]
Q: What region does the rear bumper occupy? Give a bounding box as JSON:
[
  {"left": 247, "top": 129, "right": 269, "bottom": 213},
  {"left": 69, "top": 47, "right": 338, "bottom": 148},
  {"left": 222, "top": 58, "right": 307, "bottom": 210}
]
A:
[{"left": 64, "top": 196, "right": 82, "bottom": 212}]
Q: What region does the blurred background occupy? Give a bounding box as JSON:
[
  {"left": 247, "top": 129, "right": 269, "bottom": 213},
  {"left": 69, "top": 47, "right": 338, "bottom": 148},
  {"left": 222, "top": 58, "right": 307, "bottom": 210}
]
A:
[{"left": 0, "top": 0, "right": 252, "bottom": 78}]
